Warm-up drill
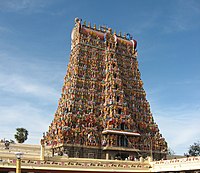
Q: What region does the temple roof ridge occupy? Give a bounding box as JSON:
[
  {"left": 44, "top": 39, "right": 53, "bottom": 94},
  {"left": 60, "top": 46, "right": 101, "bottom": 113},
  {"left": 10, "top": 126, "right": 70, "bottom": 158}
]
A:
[{"left": 74, "top": 17, "right": 135, "bottom": 42}]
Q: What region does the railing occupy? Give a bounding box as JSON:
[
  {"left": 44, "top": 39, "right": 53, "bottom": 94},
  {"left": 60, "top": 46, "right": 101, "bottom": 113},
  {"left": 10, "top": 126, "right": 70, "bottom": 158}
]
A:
[
  {"left": 154, "top": 156, "right": 200, "bottom": 164},
  {"left": 0, "top": 143, "right": 40, "bottom": 152},
  {"left": 0, "top": 157, "right": 151, "bottom": 172},
  {"left": 151, "top": 156, "right": 200, "bottom": 172}
]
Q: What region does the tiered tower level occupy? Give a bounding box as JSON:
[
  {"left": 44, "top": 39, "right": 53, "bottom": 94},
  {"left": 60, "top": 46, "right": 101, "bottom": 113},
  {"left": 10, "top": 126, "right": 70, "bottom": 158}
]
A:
[{"left": 43, "top": 18, "right": 167, "bottom": 160}]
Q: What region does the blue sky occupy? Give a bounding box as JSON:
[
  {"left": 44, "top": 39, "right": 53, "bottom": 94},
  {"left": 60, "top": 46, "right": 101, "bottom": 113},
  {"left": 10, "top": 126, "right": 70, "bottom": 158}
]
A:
[{"left": 0, "top": 0, "right": 200, "bottom": 155}]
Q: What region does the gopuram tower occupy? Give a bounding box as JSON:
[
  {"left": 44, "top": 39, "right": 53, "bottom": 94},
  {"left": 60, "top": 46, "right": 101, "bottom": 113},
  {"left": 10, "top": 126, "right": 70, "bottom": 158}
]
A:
[{"left": 43, "top": 18, "right": 167, "bottom": 160}]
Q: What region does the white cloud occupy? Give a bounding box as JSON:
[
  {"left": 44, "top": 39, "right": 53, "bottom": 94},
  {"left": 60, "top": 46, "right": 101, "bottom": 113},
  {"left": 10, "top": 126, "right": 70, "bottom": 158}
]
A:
[
  {"left": 0, "top": 26, "right": 11, "bottom": 34},
  {"left": 127, "top": 10, "right": 161, "bottom": 36},
  {"left": 0, "top": 73, "right": 60, "bottom": 102},
  {"left": 0, "top": 53, "right": 63, "bottom": 103},
  {"left": 162, "top": 0, "right": 200, "bottom": 33},
  {"left": 143, "top": 75, "right": 200, "bottom": 155},
  {"left": 0, "top": 53, "right": 63, "bottom": 144},
  {"left": 150, "top": 101, "right": 200, "bottom": 155},
  {"left": 0, "top": 103, "right": 53, "bottom": 144},
  {"left": 0, "top": 0, "right": 52, "bottom": 13}
]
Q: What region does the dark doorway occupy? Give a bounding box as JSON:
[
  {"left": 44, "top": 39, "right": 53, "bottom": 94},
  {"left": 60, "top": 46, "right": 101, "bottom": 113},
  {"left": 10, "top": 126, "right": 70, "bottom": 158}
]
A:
[
  {"left": 115, "top": 153, "right": 129, "bottom": 160},
  {"left": 120, "top": 136, "right": 128, "bottom": 147},
  {"left": 120, "top": 123, "right": 125, "bottom": 130}
]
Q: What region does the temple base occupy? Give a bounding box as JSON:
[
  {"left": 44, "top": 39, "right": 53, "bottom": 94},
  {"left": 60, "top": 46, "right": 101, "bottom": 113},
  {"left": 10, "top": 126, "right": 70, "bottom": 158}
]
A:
[{"left": 49, "top": 144, "right": 166, "bottom": 161}]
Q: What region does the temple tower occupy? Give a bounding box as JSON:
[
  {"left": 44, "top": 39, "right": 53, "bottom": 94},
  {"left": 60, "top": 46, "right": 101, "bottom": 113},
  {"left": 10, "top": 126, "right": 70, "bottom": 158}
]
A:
[{"left": 43, "top": 18, "right": 167, "bottom": 160}]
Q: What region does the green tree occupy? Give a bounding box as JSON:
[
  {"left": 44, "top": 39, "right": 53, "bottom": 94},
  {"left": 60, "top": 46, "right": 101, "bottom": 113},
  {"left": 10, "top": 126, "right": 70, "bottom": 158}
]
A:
[
  {"left": 168, "top": 147, "right": 175, "bottom": 155},
  {"left": 14, "top": 128, "right": 28, "bottom": 143},
  {"left": 188, "top": 141, "right": 200, "bottom": 156}
]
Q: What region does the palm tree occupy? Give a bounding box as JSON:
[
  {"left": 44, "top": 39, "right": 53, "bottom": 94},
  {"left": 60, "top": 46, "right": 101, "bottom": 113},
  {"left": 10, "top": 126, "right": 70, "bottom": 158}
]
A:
[{"left": 14, "top": 128, "right": 28, "bottom": 143}]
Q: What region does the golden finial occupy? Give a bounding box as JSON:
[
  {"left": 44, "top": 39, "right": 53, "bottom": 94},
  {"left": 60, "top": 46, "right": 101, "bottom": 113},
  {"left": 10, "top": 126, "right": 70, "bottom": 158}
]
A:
[
  {"left": 94, "top": 24, "right": 96, "bottom": 30},
  {"left": 88, "top": 22, "right": 91, "bottom": 28},
  {"left": 83, "top": 21, "right": 86, "bottom": 26},
  {"left": 75, "top": 17, "right": 80, "bottom": 24},
  {"left": 108, "top": 28, "right": 112, "bottom": 34},
  {"left": 124, "top": 33, "right": 126, "bottom": 39}
]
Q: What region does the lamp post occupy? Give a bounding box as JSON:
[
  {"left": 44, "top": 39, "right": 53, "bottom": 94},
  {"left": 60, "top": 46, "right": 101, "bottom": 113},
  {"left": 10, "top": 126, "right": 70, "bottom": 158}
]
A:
[{"left": 15, "top": 152, "right": 23, "bottom": 173}]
